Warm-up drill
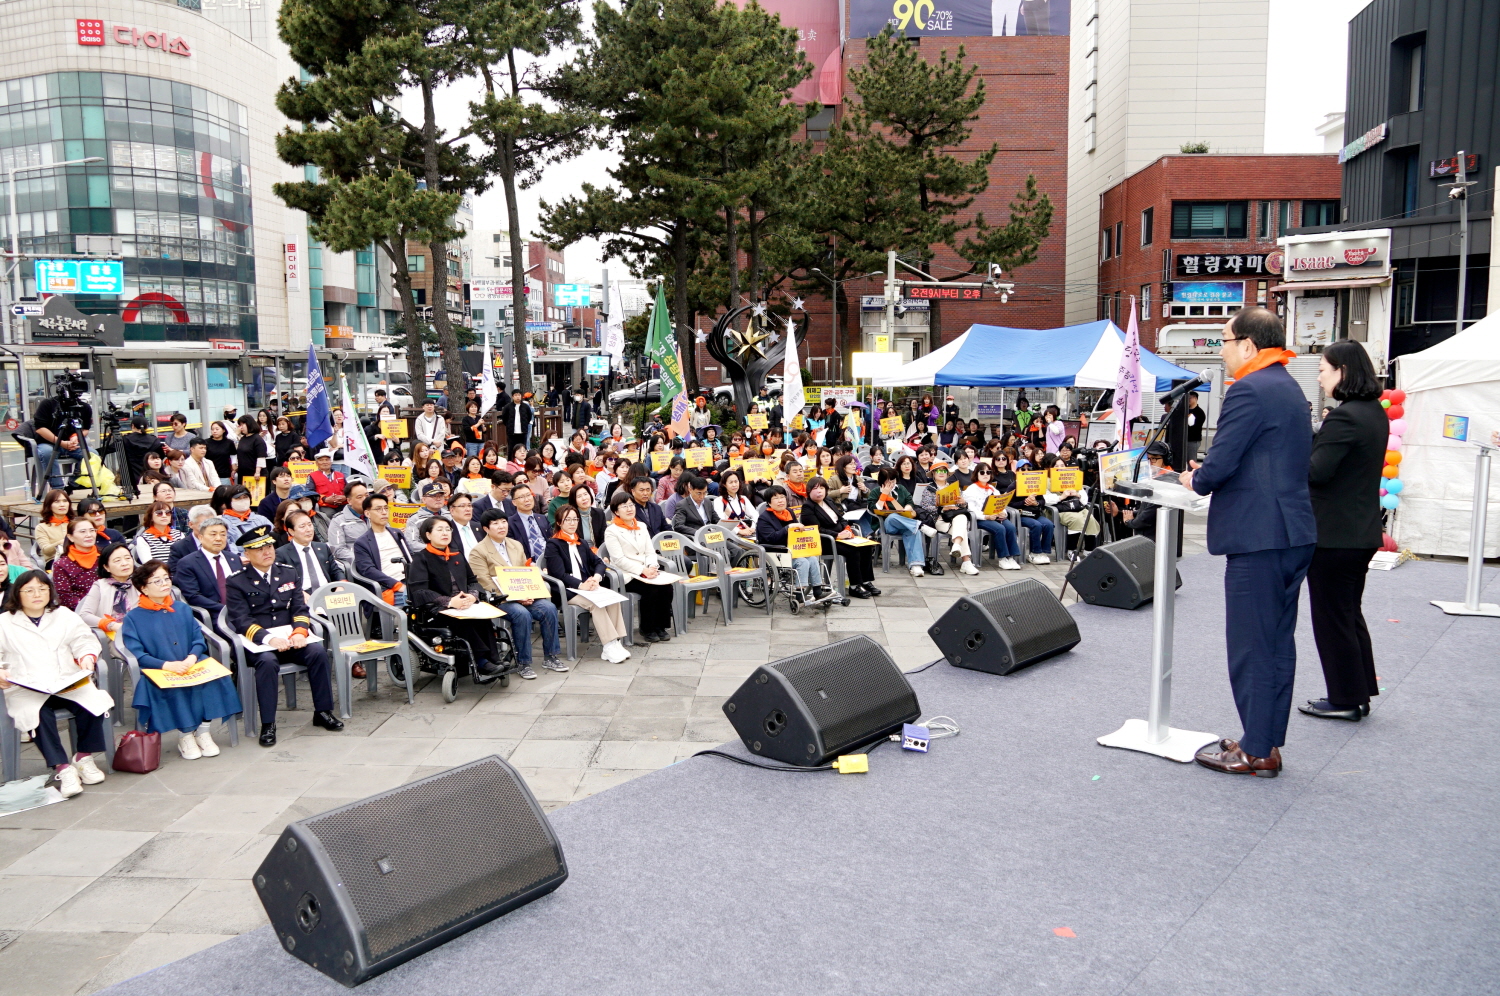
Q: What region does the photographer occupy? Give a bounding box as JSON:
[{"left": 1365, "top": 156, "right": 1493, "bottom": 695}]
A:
[
  {"left": 32, "top": 373, "right": 95, "bottom": 490},
  {"left": 121, "top": 415, "right": 166, "bottom": 488}
]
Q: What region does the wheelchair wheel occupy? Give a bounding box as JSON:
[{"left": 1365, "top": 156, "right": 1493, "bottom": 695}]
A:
[
  {"left": 499, "top": 674, "right": 510, "bottom": 688},
  {"left": 735, "top": 576, "right": 767, "bottom": 607},
  {"left": 387, "top": 656, "right": 406, "bottom": 684},
  {"left": 441, "top": 670, "right": 457, "bottom": 703},
  {"left": 788, "top": 595, "right": 801, "bottom": 614}
]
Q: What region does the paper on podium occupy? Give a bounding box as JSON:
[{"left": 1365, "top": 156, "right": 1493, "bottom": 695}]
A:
[{"left": 1105, "top": 477, "right": 1211, "bottom": 514}]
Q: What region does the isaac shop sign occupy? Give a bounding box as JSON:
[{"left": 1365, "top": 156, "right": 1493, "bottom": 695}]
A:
[
  {"left": 1281, "top": 231, "right": 1392, "bottom": 282},
  {"left": 76, "top": 19, "right": 192, "bottom": 57}
]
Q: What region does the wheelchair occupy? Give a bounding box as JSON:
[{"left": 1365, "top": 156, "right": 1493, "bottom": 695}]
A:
[
  {"left": 398, "top": 594, "right": 519, "bottom": 703},
  {"left": 762, "top": 547, "right": 848, "bottom": 615}
]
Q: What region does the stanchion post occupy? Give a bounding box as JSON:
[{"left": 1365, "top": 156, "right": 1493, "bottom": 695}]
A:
[
  {"left": 1145, "top": 505, "right": 1178, "bottom": 744},
  {"left": 1432, "top": 442, "right": 1500, "bottom": 618}
]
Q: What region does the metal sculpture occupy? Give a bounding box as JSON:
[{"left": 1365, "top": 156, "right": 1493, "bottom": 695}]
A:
[{"left": 704, "top": 300, "right": 806, "bottom": 419}]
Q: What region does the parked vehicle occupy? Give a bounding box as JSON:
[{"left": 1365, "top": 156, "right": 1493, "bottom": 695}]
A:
[{"left": 609, "top": 379, "right": 662, "bottom": 406}]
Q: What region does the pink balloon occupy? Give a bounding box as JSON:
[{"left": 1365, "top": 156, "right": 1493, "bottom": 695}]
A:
[
  {"left": 1388, "top": 434, "right": 1403, "bottom": 451},
  {"left": 1389, "top": 418, "right": 1407, "bottom": 435},
  {"left": 1379, "top": 488, "right": 1388, "bottom": 496}
]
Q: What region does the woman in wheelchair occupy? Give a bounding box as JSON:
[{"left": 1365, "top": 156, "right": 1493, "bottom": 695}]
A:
[
  {"left": 407, "top": 516, "right": 503, "bottom": 677},
  {"left": 755, "top": 485, "right": 823, "bottom": 601}
]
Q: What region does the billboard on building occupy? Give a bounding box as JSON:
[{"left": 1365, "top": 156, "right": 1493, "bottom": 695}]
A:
[
  {"left": 849, "top": 0, "right": 1068, "bottom": 38},
  {"left": 1280, "top": 230, "right": 1392, "bottom": 282},
  {"left": 752, "top": 0, "right": 842, "bottom": 103}
]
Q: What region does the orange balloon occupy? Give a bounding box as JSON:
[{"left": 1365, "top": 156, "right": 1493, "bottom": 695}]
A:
[
  {"left": 1385, "top": 451, "right": 1402, "bottom": 465},
  {"left": 1382, "top": 464, "right": 1399, "bottom": 478}
]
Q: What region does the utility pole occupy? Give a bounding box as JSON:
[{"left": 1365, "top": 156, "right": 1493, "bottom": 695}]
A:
[{"left": 1444, "top": 150, "right": 1476, "bottom": 340}]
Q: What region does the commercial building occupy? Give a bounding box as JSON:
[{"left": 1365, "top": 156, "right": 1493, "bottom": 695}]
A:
[{"left": 1288, "top": 0, "right": 1495, "bottom": 360}]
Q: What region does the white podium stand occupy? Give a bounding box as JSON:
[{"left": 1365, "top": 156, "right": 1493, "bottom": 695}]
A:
[
  {"left": 1432, "top": 442, "right": 1500, "bottom": 618},
  {"left": 1097, "top": 478, "right": 1219, "bottom": 762}
]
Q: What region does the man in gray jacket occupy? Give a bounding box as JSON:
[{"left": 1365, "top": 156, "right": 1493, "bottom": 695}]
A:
[{"left": 326, "top": 480, "right": 370, "bottom": 569}]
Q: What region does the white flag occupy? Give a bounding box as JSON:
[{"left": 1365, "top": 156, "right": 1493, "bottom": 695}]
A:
[
  {"left": 603, "top": 282, "right": 626, "bottom": 367},
  {"left": 480, "top": 336, "right": 498, "bottom": 416},
  {"left": 1113, "top": 301, "right": 1143, "bottom": 443},
  {"left": 338, "top": 374, "right": 376, "bottom": 479},
  {"left": 780, "top": 319, "right": 805, "bottom": 432}
]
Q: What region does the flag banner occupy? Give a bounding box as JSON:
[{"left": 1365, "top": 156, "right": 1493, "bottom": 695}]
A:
[
  {"left": 645, "top": 285, "right": 685, "bottom": 401},
  {"left": 339, "top": 374, "right": 376, "bottom": 479},
  {"left": 781, "top": 323, "right": 806, "bottom": 417},
  {"left": 305, "top": 343, "right": 334, "bottom": 449},
  {"left": 1114, "top": 298, "right": 1143, "bottom": 442},
  {"left": 480, "top": 338, "right": 499, "bottom": 416}
]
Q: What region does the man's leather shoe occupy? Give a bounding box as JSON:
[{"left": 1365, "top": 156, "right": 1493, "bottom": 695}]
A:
[
  {"left": 1298, "top": 698, "right": 1362, "bottom": 721},
  {"left": 1195, "top": 744, "right": 1281, "bottom": 777},
  {"left": 865, "top": 583, "right": 882, "bottom": 596},
  {"left": 642, "top": 631, "right": 662, "bottom": 643},
  {"left": 1360, "top": 703, "right": 1370, "bottom": 716},
  {"left": 352, "top": 663, "right": 367, "bottom": 679},
  {"left": 312, "top": 711, "right": 345, "bottom": 732},
  {"left": 258, "top": 723, "right": 277, "bottom": 747}
]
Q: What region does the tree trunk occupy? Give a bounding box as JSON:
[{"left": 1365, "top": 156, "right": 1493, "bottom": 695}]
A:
[
  {"left": 378, "top": 236, "right": 426, "bottom": 401},
  {"left": 502, "top": 161, "right": 534, "bottom": 396},
  {"left": 670, "top": 221, "right": 698, "bottom": 393},
  {"left": 421, "top": 75, "right": 465, "bottom": 416}
]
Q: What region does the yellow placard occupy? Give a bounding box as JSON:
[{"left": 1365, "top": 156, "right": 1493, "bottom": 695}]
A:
[
  {"left": 343, "top": 639, "right": 399, "bottom": 653},
  {"left": 380, "top": 419, "right": 408, "bottom": 439},
  {"left": 286, "top": 460, "right": 316, "bottom": 485},
  {"left": 494, "top": 566, "right": 550, "bottom": 600},
  {"left": 746, "top": 413, "right": 769, "bottom": 430},
  {"left": 982, "top": 491, "right": 1014, "bottom": 516},
  {"left": 790, "top": 414, "right": 805, "bottom": 430},
  {"left": 787, "top": 524, "right": 822, "bottom": 558},
  {"left": 650, "top": 451, "right": 671, "bottom": 473},
  {"left": 322, "top": 592, "right": 358, "bottom": 610},
  {"left": 702, "top": 529, "right": 725, "bottom": 544},
  {"left": 742, "top": 459, "right": 773, "bottom": 481},
  {"left": 658, "top": 536, "right": 682, "bottom": 552},
  {"left": 244, "top": 476, "right": 266, "bottom": 506},
  {"left": 685, "top": 447, "right": 713, "bottom": 469},
  {"left": 143, "top": 657, "right": 232, "bottom": 690},
  {"left": 1050, "top": 467, "right": 1084, "bottom": 492},
  {"left": 935, "top": 482, "right": 961, "bottom": 507},
  {"left": 378, "top": 465, "right": 413, "bottom": 488},
  {"left": 1016, "top": 470, "right": 1047, "bottom": 497},
  {"left": 728, "top": 456, "right": 744, "bottom": 471},
  {"left": 880, "top": 415, "right": 905, "bottom": 436},
  {"left": 389, "top": 502, "right": 420, "bottom": 528}
]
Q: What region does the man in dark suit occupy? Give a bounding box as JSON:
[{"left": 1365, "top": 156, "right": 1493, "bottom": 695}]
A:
[
  {"left": 507, "top": 484, "right": 552, "bottom": 564},
  {"left": 472, "top": 471, "right": 516, "bottom": 521},
  {"left": 629, "top": 476, "right": 668, "bottom": 536},
  {"left": 671, "top": 476, "right": 719, "bottom": 536},
  {"left": 570, "top": 388, "right": 593, "bottom": 432},
  {"left": 226, "top": 524, "right": 343, "bottom": 746},
  {"left": 352, "top": 493, "right": 414, "bottom": 605},
  {"left": 167, "top": 504, "right": 215, "bottom": 570},
  {"left": 1180, "top": 307, "right": 1316, "bottom": 778},
  {"left": 501, "top": 389, "right": 533, "bottom": 447},
  {"left": 172, "top": 517, "right": 242, "bottom": 615},
  {"left": 273, "top": 506, "right": 345, "bottom": 592}
]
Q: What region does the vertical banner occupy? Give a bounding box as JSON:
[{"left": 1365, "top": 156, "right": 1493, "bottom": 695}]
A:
[
  {"left": 1113, "top": 299, "right": 1143, "bottom": 443},
  {"left": 338, "top": 373, "right": 376, "bottom": 479},
  {"left": 304, "top": 343, "right": 333, "bottom": 449}
]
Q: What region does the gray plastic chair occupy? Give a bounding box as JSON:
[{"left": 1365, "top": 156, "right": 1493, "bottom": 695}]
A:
[
  {"left": 112, "top": 629, "right": 240, "bottom": 747},
  {"left": 217, "top": 606, "right": 310, "bottom": 736},
  {"left": 308, "top": 580, "right": 412, "bottom": 716},
  {"left": 651, "top": 533, "right": 718, "bottom": 633},
  {"left": 0, "top": 654, "right": 118, "bottom": 782},
  {"left": 695, "top": 524, "right": 771, "bottom": 618}
]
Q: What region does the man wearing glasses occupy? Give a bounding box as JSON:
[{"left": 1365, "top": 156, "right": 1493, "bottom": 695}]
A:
[{"left": 1179, "top": 307, "right": 1316, "bottom": 779}]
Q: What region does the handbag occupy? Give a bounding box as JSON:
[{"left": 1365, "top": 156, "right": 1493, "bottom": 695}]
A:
[{"left": 112, "top": 730, "right": 161, "bottom": 774}]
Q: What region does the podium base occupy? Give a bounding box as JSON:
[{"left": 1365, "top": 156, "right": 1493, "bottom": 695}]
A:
[
  {"left": 1097, "top": 718, "right": 1220, "bottom": 763},
  {"left": 1431, "top": 599, "right": 1500, "bottom": 618}
]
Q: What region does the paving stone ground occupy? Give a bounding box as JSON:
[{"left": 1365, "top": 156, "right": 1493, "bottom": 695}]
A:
[{"left": 0, "top": 523, "right": 1207, "bottom": 995}]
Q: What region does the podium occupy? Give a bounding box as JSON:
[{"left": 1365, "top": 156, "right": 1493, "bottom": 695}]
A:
[
  {"left": 1431, "top": 441, "right": 1500, "bottom": 618},
  {"left": 1097, "top": 477, "right": 1219, "bottom": 762}
]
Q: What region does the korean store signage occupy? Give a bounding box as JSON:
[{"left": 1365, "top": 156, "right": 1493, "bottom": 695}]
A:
[
  {"left": 1429, "top": 154, "right": 1480, "bottom": 179},
  {"left": 284, "top": 242, "right": 301, "bottom": 293},
  {"left": 859, "top": 295, "right": 930, "bottom": 311},
  {"left": 1281, "top": 232, "right": 1391, "bottom": 282},
  {"left": 1171, "top": 281, "right": 1245, "bottom": 305},
  {"left": 1337, "top": 121, "right": 1387, "bottom": 164},
  {"left": 76, "top": 19, "right": 192, "bottom": 57},
  {"left": 1174, "top": 253, "right": 1271, "bottom": 278},
  {"left": 553, "top": 283, "right": 592, "bottom": 307}
]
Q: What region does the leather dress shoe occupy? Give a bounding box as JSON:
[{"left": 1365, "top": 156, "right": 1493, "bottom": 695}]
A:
[
  {"left": 312, "top": 711, "right": 345, "bottom": 732},
  {"left": 1298, "top": 698, "right": 1362, "bottom": 721},
  {"left": 848, "top": 584, "right": 871, "bottom": 599},
  {"left": 351, "top": 663, "right": 367, "bottom": 679},
  {"left": 864, "top": 583, "right": 882, "bottom": 596},
  {"left": 258, "top": 723, "right": 277, "bottom": 747},
  {"left": 1195, "top": 743, "right": 1281, "bottom": 777},
  {"left": 925, "top": 561, "right": 945, "bottom": 576}
]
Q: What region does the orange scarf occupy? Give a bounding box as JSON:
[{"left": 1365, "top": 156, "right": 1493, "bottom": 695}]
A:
[
  {"left": 877, "top": 492, "right": 898, "bottom": 509},
  {"left": 769, "top": 507, "right": 793, "bottom": 522},
  {"left": 138, "top": 593, "right": 175, "bottom": 612},
  {"left": 466, "top": 473, "right": 484, "bottom": 479},
  {"left": 146, "top": 524, "right": 175, "bottom": 540},
  {"left": 47, "top": 515, "right": 68, "bottom": 525},
  {"left": 224, "top": 506, "right": 252, "bottom": 521},
  {"left": 424, "top": 543, "right": 459, "bottom": 560},
  {"left": 555, "top": 529, "right": 580, "bottom": 545},
  {"left": 611, "top": 515, "right": 641, "bottom": 530},
  {"left": 1232, "top": 347, "right": 1297, "bottom": 380},
  {"left": 786, "top": 480, "right": 807, "bottom": 498},
  {"left": 67, "top": 545, "right": 100, "bottom": 570}
]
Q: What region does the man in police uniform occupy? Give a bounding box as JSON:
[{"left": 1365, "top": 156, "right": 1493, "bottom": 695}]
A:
[{"left": 225, "top": 524, "right": 344, "bottom": 746}]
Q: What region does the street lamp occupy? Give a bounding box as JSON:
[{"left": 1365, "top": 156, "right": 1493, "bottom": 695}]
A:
[
  {"left": 810, "top": 267, "right": 882, "bottom": 384},
  {"left": 4, "top": 156, "right": 105, "bottom": 344}
]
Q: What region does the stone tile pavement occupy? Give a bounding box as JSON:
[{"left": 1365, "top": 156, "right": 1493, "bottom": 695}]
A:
[{"left": 0, "top": 523, "right": 1206, "bottom": 994}]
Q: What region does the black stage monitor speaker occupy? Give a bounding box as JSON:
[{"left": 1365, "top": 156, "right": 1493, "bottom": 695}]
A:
[
  {"left": 1065, "top": 536, "right": 1182, "bottom": 610},
  {"left": 929, "top": 578, "right": 1080, "bottom": 675},
  {"left": 722, "top": 634, "right": 920, "bottom": 766},
  {"left": 254, "top": 756, "right": 567, "bottom": 987}
]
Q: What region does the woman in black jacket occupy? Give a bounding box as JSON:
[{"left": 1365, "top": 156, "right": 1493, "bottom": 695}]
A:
[
  {"left": 272, "top": 416, "right": 304, "bottom": 469},
  {"left": 407, "top": 515, "right": 500, "bottom": 674},
  {"left": 1300, "top": 341, "right": 1389, "bottom": 722},
  {"left": 204, "top": 420, "right": 238, "bottom": 482},
  {"left": 802, "top": 477, "right": 879, "bottom": 598},
  {"left": 545, "top": 505, "right": 630, "bottom": 662},
  {"left": 235, "top": 415, "right": 267, "bottom": 481}
]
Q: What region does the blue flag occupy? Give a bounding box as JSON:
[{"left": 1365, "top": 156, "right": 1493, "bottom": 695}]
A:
[{"left": 304, "top": 343, "right": 333, "bottom": 449}]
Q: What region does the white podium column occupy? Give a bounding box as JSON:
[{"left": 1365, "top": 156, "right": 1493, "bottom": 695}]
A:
[{"left": 1432, "top": 443, "right": 1500, "bottom": 618}]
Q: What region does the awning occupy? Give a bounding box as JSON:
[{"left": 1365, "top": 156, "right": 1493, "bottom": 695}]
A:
[{"left": 1269, "top": 276, "right": 1392, "bottom": 293}]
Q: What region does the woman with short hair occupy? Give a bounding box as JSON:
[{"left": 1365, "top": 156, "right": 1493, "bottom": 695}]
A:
[
  {"left": 76, "top": 541, "right": 138, "bottom": 642},
  {"left": 407, "top": 516, "right": 501, "bottom": 676},
  {"left": 75, "top": 497, "right": 125, "bottom": 547}
]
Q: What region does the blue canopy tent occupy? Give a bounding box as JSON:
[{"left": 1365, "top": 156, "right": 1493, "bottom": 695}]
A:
[{"left": 869, "top": 319, "right": 1206, "bottom": 391}]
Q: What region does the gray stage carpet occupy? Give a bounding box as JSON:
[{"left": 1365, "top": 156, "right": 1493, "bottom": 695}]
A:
[{"left": 103, "top": 554, "right": 1500, "bottom": 996}]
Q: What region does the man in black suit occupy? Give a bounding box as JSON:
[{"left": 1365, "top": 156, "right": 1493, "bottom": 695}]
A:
[
  {"left": 273, "top": 506, "right": 345, "bottom": 593},
  {"left": 629, "top": 476, "right": 668, "bottom": 536},
  {"left": 226, "top": 525, "right": 343, "bottom": 746},
  {"left": 167, "top": 504, "right": 215, "bottom": 571},
  {"left": 507, "top": 484, "right": 551, "bottom": 564},
  {"left": 671, "top": 476, "right": 718, "bottom": 536},
  {"left": 571, "top": 388, "right": 593, "bottom": 432},
  {"left": 173, "top": 517, "right": 242, "bottom": 615},
  {"left": 501, "top": 389, "right": 533, "bottom": 447},
  {"left": 472, "top": 471, "right": 515, "bottom": 521}
]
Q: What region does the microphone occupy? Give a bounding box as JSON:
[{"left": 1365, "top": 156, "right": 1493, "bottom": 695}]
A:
[{"left": 1161, "top": 368, "right": 1214, "bottom": 407}]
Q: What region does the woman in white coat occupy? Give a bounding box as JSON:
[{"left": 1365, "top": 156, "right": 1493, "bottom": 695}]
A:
[
  {"left": 0, "top": 570, "right": 110, "bottom": 798},
  {"left": 602, "top": 490, "right": 675, "bottom": 643}
]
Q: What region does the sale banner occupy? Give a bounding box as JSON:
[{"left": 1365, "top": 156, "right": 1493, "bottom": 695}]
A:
[
  {"left": 787, "top": 525, "right": 822, "bottom": 558},
  {"left": 378, "top": 465, "right": 413, "bottom": 488},
  {"left": 685, "top": 447, "right": 713, "bottom": 469},
  {"left": 1016, "top": 470, "right": 1047, "bottom": 497}
]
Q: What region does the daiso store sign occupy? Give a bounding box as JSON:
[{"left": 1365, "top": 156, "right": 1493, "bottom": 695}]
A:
[
  {"left": 1280, "top": 229, "right": 1392, "bottom": 282},
  {"left": 76, "top": 19, "right": 191, "bottom": 57}
]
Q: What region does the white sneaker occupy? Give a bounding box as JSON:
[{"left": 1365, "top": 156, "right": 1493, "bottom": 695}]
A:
[
  {"left": 55, "top": 765, "right": 82, "bottom": 798},
  {"left": 960, "top": 560, "right": 979, "bottom": 575},
  {"left": 602, "top": 640, "right": 627, "bottom": 663},
  {"left": 1028, "top": 553, "right": 1051, "bottom": 565},
  {"left": 999, "top": 557, "right": 1022, "bottom": 571},
  {"left": 909, "top": 564, "right": 924, "bottom": 578},
  {"left": 195, "top": 727, "right": 220, "bottom": 757},
  {"left": 919, "top": 524, "right": 938, "bottom": 538},
  {"left": 178, "top": 733, "right": 202, "bottom": 761},
  {"left": 74, "top": 754, "right": 106, "bottom": 784}
]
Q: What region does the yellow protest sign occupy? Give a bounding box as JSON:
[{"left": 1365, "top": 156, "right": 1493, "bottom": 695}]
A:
[
  {"left": 1049, "top": 467, "right": 1084, "bottom": 492},
  {"left": 378, "top": 465, "right": 413, "bottom": 489},
  {"left": 790, "top": 414, "right": 805, "bottom": 430},
  {"left": 658, "top": 536, "right": 682, "bottom": 553},
  {"left": 685, "top": 447, "right": 713, "bottom": 469},
  {"left": 880, "top": 415, "right": 905, "bottom": 436},
  {"left": 380, "top": 419, "right": 408, "bottom": 439},
  {"left": 286, "top": 460, "right": 316, "bottom": 485},
  {"left": 1016, "top": 470, "right": 1047, "bottom": 497},
  {"left": 743, "top": 459, "right": 773, "bottom": 481},
  {"left": 935, "top": 482, "right": 961, "bottom": 507},
  {"left": 650, "top": 451, "right": 671, "bottom": 473},
  {"left": 982, "top": 491, "right": 1014, "bottom": 516},
  {"left": 787, "top": 525, "right": 822, "bottom": 558},
  {"left": 746, "top": 413, "right": 769, "bottom": 430},
  {"left": 244, "top": 476, "right": 266, "bottom": 505},
  {"left": 494, "top": 566, "right": 550, "bottom": 600},
  {"left": 389, "top": 502, "right": 420, "bottom": 528},
  {"left": 322, "top": 592, "right": 358, "bottom": 610},
  {"left": 143, "top": 657, "right": 232, "bottom": 690}
]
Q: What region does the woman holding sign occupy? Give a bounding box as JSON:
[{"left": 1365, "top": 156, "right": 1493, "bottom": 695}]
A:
[
  {"left": 121, "top": 560, "right": 241, "bottom": 760},
  {"left": 802, "top": 478, "right": 879, "bottom": 599},
  {"left": 408, "top": 517, "right": 501, "bottom": 675},
  {"left": 917, "top": 459, "right": 978, "bottom": 575},
  {"left": 547, "top": 505, "right": 630, "bottom": 663},
  {"left": 965, "top": 460, "right": 1021, "bottom": 570},
  {"left": 604, "top": 490, "right": 676, "bottom": 643}
]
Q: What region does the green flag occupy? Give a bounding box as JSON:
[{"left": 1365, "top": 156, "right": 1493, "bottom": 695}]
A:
[{"left": 645, "top": 284, "right": 685, "bottom": 401}]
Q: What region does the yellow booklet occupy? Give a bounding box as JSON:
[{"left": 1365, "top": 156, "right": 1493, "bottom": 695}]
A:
[
  {"left": 982, "top": 491, "right": 1015, "bottom": 516},
  {"left": 342, "top": 639, "right": 400, "bottom": 654},
  {"left": 935, "top": 482, "right": 961, "bottom": 507},
  {"left": 144, "top": 657, "right": 232, "bottom": 690}
]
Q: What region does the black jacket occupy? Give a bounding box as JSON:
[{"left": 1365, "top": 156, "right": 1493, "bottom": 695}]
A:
[
  {"left": 1308, "top": 398, "right": 1387, "bottom": 549},
  {"left": 407, "top": 546, "right": 480, "bottom": 609},
  {"left": 544, "top": 536, "right": 607, "bottom": 593},
  {"left": 632, "top": 499, "right": 668, "bottom": 537},
  {"left": 236, "top": 434, "right": 267, "bottom": 479},
  {"left": 274, "top": 540, "right": 345, "bottom": 589},
  {"left": 273, "top": 432, "right": 304, "bottom": 467},
  {"left": 225, "top": 561, "right": 312, "bottom": 644},
  {"left": 352, "top": 527, "right": 412, "bottom": 592},
  {"left": 500, "top": 400, "right": 533, "bottom": 437}
]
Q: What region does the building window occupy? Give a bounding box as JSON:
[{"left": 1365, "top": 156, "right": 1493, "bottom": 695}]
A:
[
  {"left": 1303, "top": 201, "right": 1339, "bottom": 227},
  {"left": 1101, "top": 226, "right": 1113, "bottom": 260},
  {"left": 1257, "top": 201, "right": 1272, "bottom": 238},
  {"left": 1279, "top": 200, "right": 1292, "bottom": 233},
  {"left": 1114, "top": 222, "right": 1123, "bottom": 257},
  {"left": 413, "top": 288, "right": 426, "bottom": 305},
  {"left": 492, "top": 233, "right": 503, "bottom": 243},
  {"left": 1391, "top": 35, "right": 1426, "bottom": 114},
  {"left": 1139, "top": 284, "right": 1151, "bottom": 319},
  {"left": 1171, "top": 201, "right": 1248, "bottom": 239},
  {"left": 407, "top": 254, "right": 426, "bottom": 272},
  {"left": 1140, "top": 207, "right": 1154, "bottom": 246},
  {"left": 1385, "top": 146, "right": 1422, "bottom": 219}
]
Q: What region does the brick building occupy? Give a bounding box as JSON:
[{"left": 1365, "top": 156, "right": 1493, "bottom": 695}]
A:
[{"left": 1096, "top": 153, "right": 1343, "bottom": 353}]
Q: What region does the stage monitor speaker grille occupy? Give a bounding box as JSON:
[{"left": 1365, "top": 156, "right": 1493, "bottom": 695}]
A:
[
  {"left": 722, "top": 635, "right": 920, "bottom": 766},
  {"left": 1064, "top": 536, "right": 1181, "bottom": 610},
  {"left": 254, "top": 756, "right": 566, "bottom": 986},
  {"left": 928, "top": 578, "right": 1080, "bottom": 675}
]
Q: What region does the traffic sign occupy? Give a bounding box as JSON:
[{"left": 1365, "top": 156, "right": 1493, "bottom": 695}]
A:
[
  {"left": 553, "top": 283, "right": 592, "bottom": 307},
  {"left": 35, "top": 259, "right": 124, "bottom": 294},
  {"left": 10, "top": 302, "right": 44, "bottom": 317}
]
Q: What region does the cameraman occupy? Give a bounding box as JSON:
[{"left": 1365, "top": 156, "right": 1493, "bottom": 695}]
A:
[
  {"left": 32, "top": 375, "right": 94, "bottom": 489},
  {"left": 121, "top": 414, "right": 166, "bottom": 487}
]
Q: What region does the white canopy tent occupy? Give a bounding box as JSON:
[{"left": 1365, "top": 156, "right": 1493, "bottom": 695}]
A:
[{"left": 1392, "top": 313, "right": 1500, "bottom": 557}]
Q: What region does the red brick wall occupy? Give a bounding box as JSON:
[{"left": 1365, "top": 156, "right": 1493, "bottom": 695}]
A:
[{"left": 1097, "top": 154, "right": 1342, "bottom": 350}]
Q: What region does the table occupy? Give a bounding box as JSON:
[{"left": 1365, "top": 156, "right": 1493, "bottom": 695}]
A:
[{"left": 2, "top": 489, "right": 214, "bottom": 538}]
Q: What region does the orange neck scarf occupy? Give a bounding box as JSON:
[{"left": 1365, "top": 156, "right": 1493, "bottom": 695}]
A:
[
  {"left": 146, "top": 524, "right": 175, "bottom": 540},
  {"left": 47, "top": 515, "right": 68, "bottom": 525},
  {"left": 224, "top": 507, "right": 252, "bottom": 521},
  {"left": 555, "top": 529, "right": 580, "bottom": 545},
  {"left": 1232, "top": 347, "right": 1297, "bottom": 380},
  {"left": 611, "top": 515, "right": 641, "bottom": 531},
  {"left": 138, "top": 593, "right": 175, "bottom": 612},
  {"left": 424, "top": 543, "right": 458, "bottom": 560},
  {"left": 785, "top": 480, "right": 807, "bottom": 498},
  {"left": 67, "top": 545, "right": 100, "bottom": 570},
  {"left": 769, "top": 507, "right": 793, "bottom": 522}
]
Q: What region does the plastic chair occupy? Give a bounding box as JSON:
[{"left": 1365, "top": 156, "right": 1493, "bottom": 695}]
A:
[
  {"left": 695, "top": 524, "right": 771, "bottom": 618},
  {"left": 112, "top": 631, "right": 241, "bottom": 747},
  {"left": 308, "top": 580, "right": 412, "bottom": 718},
  {"left": 0, "top": 656, "right": 119, "bottom": 782},
  {"left": 654, "top": 532, "right": 727, "bottom": 631},
  {"left": 543, "top": 573, "right": 596, "bottom": 662},
  {"left": 217, "top": 606, "right": 308, "bottom": 736}
]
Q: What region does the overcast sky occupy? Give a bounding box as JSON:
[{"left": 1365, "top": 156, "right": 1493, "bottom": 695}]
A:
[{"left": 434, "top": 0, "right": 1375, "bottom": 284}]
